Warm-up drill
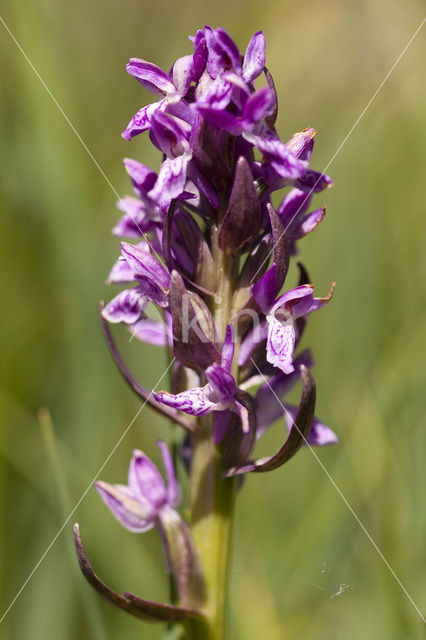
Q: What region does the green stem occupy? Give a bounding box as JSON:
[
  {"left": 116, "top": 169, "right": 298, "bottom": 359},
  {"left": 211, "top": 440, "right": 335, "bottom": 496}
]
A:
[
  {"left": 180, "top": 239, "right": 238, "bottom": 639},
  {"left": 187, "top": 423, "right": 237, "bottom": 639}
]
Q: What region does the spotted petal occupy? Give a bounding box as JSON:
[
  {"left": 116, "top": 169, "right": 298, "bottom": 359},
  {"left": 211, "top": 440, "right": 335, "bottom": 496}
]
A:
[
  {"left": 102, "top": 288, "right": 147, "bottom": 324},
  {"left": 149, "top": 155, "right": 191, "bottom": 211},
  {"left": 122, "top": 100, "right": 166, "bottom": 141},
  {"left": 153, "top": 385, "right": 217, "bottom": 417},
  {"left": 266, "top": 315, "right": 296, "bottom": 374}
]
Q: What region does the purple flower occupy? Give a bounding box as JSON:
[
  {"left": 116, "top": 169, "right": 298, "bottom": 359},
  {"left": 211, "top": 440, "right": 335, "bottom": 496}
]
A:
[
  {"left": 253, "top": 280, "right": 335, "bottom": 374},
  {"left": 102, "top": 242, "right": 171, "bottom": 324},
  {"left": 79, "top": 24, "right": 339, "bottom": 627},
  {"left": 154, "top": 325, "right": 250, "bottom": 432},
  {"left": 95, "top": 442, "right": 180, "bottom": 533},
  {"left": 121, "top": 58, "right": 196, "bottom": 141}
]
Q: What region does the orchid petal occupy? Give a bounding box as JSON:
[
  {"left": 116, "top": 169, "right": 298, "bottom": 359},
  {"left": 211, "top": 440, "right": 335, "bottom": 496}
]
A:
[
  {"left": 150, "top": 110, "right": 190, "bottom": 157},
  {"left": 128, "top": 449, "right": 167, "bottom": 510},
  {"left": 157, "top": 441, "right": 181, "bottom": 508},
  {"left": 129, "top": 319, "right": 170, "bottom": 346},
  {"left": 241, "top": 88, "right": 275, "bottom": 131},
  {"left": 243, "top": 31, "right": 266, "bottom": 82},
  {"left": 126, "top": 58, "right": 176, "bottom": 96},
  {"left": 266, "top": 314, "right": 296, "bottom": 374},
  {"left": 307, "top": 282, "right": 336, "bottom": 313},
  {"left": 286, "top": 128, "right": 316, "bottom": 161},
  {"left": 95, "top": 482, "right": 156, "bottom": 533},
  {"left": 121, "top": 242, "right": 170, "bottom": 290},
  {"left": 295, "top": 207, "right": 326, "bottom": 239},
  {"left": 153, "top": 385, "right": 216, "bottom": 416},
  {"left": 122, "top": 100, "right": 165, "bottom": 141},
  {"left": 205, "top": 363, "right": 236, "bottom": 402},
  {"left": 102, "top": 288, "right": 147, "bottom": 324},
  {"left": 149, "top": 155, "right": 191, "bottom": 211},
  {"left": 123, "top": 158, "right": 157, "bottom": 195},
  {"left": 277, "top": 188, "right": 312, "bottom": 229},
  {"left": 107, "top": 257, "right": 136, "bottom": 285},
  {"left": 295, "top": 169, "right": 333, "bottom": 193},
  {"left": 221, "top": 324, "right": 235, "bottom": 372},
  {"left": 252, "top": 264, "right": 278, "bottom": 314}
]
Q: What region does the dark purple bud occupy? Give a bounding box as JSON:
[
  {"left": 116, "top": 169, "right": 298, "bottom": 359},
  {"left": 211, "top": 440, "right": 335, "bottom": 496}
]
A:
[
  {"left": 176, "top": 208, "right": 217, "bottom": 292},
  {"left": 218, "top": 157, "right": 261, "bottom": 253},
  {"left": 162, "top": 205, "right": 216, "bottom": 297},
  {"left": 234, "top": 236, "right": 271, "bottom": 308}
]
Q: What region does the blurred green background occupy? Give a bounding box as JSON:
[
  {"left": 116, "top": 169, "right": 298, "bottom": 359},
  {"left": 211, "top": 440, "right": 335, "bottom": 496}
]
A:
[{"left": 0, "top": 1, "right": 425, "bottom": 638}]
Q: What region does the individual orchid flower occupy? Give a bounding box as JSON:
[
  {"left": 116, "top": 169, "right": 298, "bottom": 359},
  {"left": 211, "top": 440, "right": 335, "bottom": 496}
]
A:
[
  {"left": 154, "top": 325, "right": 250, "bottom": 432},
  {"left": 121, "top": 54, "right": 201, "bottom": 141},
  {"left": 102, "top": 242, "right": 171, "bottom": 324},
  {"left": 95, "top": 442, "right": 180, "bottom": 533},
  {"left": 89, "top": 443, "right": 206, "bottom": 613},
  {"left": 260, "top": 127, "right": 333, "bottom": 192},
  {"left": 253, "top": 275, "right": 335, "bottom": 374}
]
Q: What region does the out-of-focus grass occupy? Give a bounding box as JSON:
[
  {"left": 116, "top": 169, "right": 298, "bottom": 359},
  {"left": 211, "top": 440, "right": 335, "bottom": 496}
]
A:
[{"left": 0, "top": 1, "right": 425, "bottom": 638}]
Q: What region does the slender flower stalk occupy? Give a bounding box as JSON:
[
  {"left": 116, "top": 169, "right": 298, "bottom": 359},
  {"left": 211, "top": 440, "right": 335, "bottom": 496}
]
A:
[{"left": 74, "top": 25, "right": 337, "bottom": 639}]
